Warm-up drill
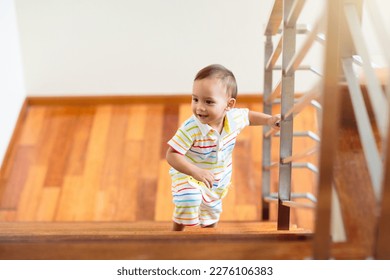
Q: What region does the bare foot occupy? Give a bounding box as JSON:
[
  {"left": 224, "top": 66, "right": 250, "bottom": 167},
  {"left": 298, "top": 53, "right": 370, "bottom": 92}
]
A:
[
  {"left": 203, "top": 223, "right": 217, "bottom": 228},
  {"left": 172, "top": 222, "right": 185, "bottom": 231}
]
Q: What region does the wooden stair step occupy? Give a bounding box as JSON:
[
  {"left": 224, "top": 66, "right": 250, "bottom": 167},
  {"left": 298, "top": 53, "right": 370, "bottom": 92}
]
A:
[
  {"left": 0, "top": 221, "right": 314, "bottom": 260},
  {"left": 0, "top": 221, "right": 312, "bottom": 242}
]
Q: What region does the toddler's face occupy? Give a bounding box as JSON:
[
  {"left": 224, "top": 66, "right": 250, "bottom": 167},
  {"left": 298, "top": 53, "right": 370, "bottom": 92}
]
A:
[{"left": 191, "top": 77, "right": 234, "bottom": 131}]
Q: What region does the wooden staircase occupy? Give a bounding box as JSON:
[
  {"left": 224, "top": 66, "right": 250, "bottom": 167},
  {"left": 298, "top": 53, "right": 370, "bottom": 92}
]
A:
[
  {"left": 0, "top": 221, "right": 313, "bottom": 259},
  {"left": 0, "top": 220, "right": 371, "bottom": 259},
  {"left": 2, "top": 0, "right": 388, "bottom": 260}
]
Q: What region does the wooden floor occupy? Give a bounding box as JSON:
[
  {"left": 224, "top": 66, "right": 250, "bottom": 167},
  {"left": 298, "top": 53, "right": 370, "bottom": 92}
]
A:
[
  {"left": 0, "top": 94, "right": 382, "bottom": 259},
  {"left": 0, "top": 95, "right": 318, "bottom": 229},
  {"left": 0, "top": 221, "right": 369, "bottom": 260},
  {"left": 0, "top": 221, "right": 315, "bottom": 260}
]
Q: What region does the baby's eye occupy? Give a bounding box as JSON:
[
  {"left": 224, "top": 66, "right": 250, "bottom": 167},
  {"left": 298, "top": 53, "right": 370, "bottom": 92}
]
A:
[
  {"left": 206, "top": 100, "right": 215, "bottom": 105},
  {"left": 192, "top": 97, "right": 198, "bottom": 103}
]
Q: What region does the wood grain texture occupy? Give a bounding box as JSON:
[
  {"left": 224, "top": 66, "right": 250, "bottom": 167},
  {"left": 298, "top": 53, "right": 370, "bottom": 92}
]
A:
[
  {"left": 0, "top": 221, "right": 369, "bottom": 260},
  {"left": 0, "top": 94, "right": 382, "bottom": 259},
  {"left": 0, "top": 97, "right": 316, "bottom": 229}
]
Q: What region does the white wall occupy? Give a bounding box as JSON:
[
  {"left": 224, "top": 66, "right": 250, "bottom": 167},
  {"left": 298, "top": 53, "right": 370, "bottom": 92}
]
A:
[
  {"left": 362, "top": 0, "right": 390, "bottom": 67},
  {"left": 15, "top": 0, "right": 268, "bottom": 96},
  {"left": 0, "top": 0, "right": 26, "bottom": 167},
  {"left": 13, "top": 0, "right": 390, "bottom": 97}
]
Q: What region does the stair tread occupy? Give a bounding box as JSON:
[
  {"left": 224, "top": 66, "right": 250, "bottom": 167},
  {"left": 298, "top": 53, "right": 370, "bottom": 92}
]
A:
[{"left": 0, "top": 221, "right": 312, "bottom": 242}]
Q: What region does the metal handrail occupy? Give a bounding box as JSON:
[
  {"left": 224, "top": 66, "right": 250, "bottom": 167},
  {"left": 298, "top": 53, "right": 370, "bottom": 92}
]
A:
[
  {"left": 264, "top": 0, "right": 283, "bottom": 36},
  {"left": 285, "top": 14, "right": 325, "bottom": 76},
  {"left": 285, "top": 83, "right": 322, "bottom": 119},
  {"left": 282, "top": 145, "right": 318, "bottom": 164},
  {"left": 263, "top": 0, "right": 390, "bottom": 259},
  {"left": 344, "top": 3, "right": 388, "bottom": 140},
  {"left": 342, "top": 58, "right": 383, "bottom": 201},
  {"left": 286, "top": 0, "right": 307, "bottom": 27},
  {"left": 265, "top": 79, "right": 282, "bottom": 105},
  {"left": 266, "top": 36, "right": 283, "bottom": 71},
  {"left": 262, "top": 0, "right": 322, "bottom": 231}
]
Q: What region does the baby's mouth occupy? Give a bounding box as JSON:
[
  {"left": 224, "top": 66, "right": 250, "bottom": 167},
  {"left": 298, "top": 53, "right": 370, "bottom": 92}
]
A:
[{"left": 197, "top": 114, "right": 208, "bottom": 120}]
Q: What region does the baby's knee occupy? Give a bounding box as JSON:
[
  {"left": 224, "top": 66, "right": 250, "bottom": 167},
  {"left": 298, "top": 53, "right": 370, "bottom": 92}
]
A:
[
  {"left": 172, "top": 190, "right": 202, "bottom": 208},
  {"left": 174, "top": 198, "right": 202, "bottom": 211}
]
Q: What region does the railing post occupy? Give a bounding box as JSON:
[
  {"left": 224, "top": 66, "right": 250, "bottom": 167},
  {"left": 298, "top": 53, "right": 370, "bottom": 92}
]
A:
[
  {"left": 262, "top": 35, "right": 274, "bottom": 220},
  {"left": 262, "top": 0, "right": 282, "bottom": 221},
  {"left": 277, "top": 0, "right": 296, "bottom": 230}
]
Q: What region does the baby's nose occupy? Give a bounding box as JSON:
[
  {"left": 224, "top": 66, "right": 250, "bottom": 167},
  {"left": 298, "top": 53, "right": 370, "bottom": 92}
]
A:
[{"left": 197, "top": 103, "right": 206, "bottom": 111}]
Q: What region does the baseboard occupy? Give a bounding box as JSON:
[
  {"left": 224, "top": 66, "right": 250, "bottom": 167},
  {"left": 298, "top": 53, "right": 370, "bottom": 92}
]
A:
[{"left": 26, "top": 94, "right": 264, "bottom": 106}]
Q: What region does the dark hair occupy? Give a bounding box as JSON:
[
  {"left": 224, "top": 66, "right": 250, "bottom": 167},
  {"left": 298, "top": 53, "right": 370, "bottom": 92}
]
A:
[{"left": 194, "top": 64, "right": 238, "bottom": 99}]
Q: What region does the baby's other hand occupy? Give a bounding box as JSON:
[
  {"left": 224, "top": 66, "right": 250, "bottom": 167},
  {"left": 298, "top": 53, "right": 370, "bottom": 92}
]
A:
[
  {"left": 191, "top": 167, "right": 215, "bottom": 189},
  {"left": 268, "top": 114, "right": 281, "bottom": 130}
]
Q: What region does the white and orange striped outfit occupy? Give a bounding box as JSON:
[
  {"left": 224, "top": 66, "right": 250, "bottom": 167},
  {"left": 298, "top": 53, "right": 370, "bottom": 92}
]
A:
[{"left": 168, "top": 108, "right": 250, "bottom": 227}]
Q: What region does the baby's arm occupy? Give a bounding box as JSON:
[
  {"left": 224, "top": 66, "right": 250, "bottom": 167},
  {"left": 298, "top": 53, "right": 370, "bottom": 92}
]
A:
[
  {"left": 249, "top": 111, "right": 281, "bottom": 129},
  {"left": 166, "top": 147, "right": 215, "bottom": 188}
]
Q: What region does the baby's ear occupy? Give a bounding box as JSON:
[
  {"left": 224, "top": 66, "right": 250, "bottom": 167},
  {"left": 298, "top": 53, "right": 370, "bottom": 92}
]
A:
[{"left": 226, "top": 98, "right": 236, "bottom": 110}]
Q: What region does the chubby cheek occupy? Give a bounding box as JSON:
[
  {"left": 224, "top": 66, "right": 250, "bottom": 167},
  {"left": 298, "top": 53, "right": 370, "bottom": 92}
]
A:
[
  {"left": 191, "top": 102, "right": 197, "bottom": 113},
  {"left": 207, "top": 107, "right": 224, "bottom": 119}
]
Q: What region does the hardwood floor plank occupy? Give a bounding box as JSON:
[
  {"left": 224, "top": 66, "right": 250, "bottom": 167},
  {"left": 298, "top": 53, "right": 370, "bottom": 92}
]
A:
[
  {"left": 16, "top": 166, "right": 47, "bottom": 221},
  {"left": 94, "top": 189, "right": 117, "bottom": 221},
  {"left": 100, "top": 106, "right": 128, "bottom": 191},
  {"left": 140, "top": 104, "right": 164, "bottom": 178},
  {"left": 0, "top": 210, "right": 16, "bottom": 221},
  {"left": 235, "top": 205, "right": 259, "bottom": 220},
  {"left": 43, "top": 107, "right": 78, "bottom": 187},
  {"left": 113, "top": 180, "right": 137, "bottom": 222},
  {"left": 252, "top": 161, "right": 263, "bottom": 220},
  {"left": 220, "top": 175, "right": 237, "bottom": 221},
  {"left": 113, "top": 140, "right": 143, "bottom": 222},
  {"left": 34, "top": 107, "right": 65, "bottom": 166},
  {"left": 55, "top": 176, "right": 83, "bottom": 221},
  {"left": 78, "top": 105, "right": 112, "bottom": 221},
  {"left": 161, "top": 104, "right": 179, "bottom": 159},
  {"left": 65, "top": 106, "right": 96, "bottom": 176},
  {"left": 18, "top": 106, "right": 46, "bottom": 146},
  {"left": 234, "top": 140, "right": 259, "bottom": 206},
  {"left": 0, "top": 146, "right": 34, "bottom": 209},
  {"left": 154, "top": 160, "right": 174, "bottom": 221},
  {"left": 95, "top": 106, "right": 131, "bottom": 221},
  {"left": 132, "top": 105, "right": 164, "bottom": 221},
  {"left": 126, "top": 105, "right": 147, "bottom": 141},
  {"left": 35, "top": 187, "right": 61, "bottom": 221},
  {"left": 136, "top": 178, "right": 158, "bottom": 221}
]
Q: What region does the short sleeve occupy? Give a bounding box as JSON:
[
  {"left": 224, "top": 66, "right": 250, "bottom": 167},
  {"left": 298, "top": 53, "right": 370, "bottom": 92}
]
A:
[
  {"left": 230, "top": 108, "right": 250, "bottom": 131},
  {"left": 167, "top": 121, "right": 194, "bottom": 155}
]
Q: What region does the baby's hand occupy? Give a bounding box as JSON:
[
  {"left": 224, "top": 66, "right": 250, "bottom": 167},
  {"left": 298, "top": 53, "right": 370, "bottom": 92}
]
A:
[
  {"left": 191, "top": 167, "right": 215, "bottom": 189},
  {"left": 268, "top": 114, "right": 281, "bottom": 130}
]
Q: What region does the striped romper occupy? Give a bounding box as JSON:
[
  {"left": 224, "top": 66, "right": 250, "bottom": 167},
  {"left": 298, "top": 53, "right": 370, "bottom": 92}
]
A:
[{"left": 167, "top": 108, "right": 250, "bottom": 227}]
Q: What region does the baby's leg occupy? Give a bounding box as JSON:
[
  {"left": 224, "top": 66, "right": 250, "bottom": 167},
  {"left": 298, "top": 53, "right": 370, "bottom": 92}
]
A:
[
  {"left": 172, "top": 222, "right": 185, "bottom": 231},
  {"left": 199, "top": 199, "right": 222, "bottom": 228},
  {"left": 171, "top": 183, "right": 202, "bottom": 231}
]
